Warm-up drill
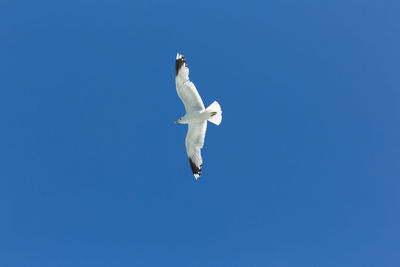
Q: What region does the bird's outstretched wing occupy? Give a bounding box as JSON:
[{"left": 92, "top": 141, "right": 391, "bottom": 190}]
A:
[
  {"left": 185, "top": 121, "right": 207, "bottom": 179},
  {"left": 175, "top": 53, "right": 205, "bottom": 112}
]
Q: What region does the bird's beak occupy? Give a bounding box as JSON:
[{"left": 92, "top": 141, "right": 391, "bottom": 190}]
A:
[{"left": 174, "top": 121, "right": 178, "bottom": 124}]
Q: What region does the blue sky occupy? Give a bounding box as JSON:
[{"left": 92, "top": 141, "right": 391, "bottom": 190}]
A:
[{"left": 1, "top": 0, "right": 399, "bottom": 266}]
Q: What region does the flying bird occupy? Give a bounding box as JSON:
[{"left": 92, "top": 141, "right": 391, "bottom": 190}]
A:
[{"left": 174, "top": 53, "right": 222, "bottom": 179}]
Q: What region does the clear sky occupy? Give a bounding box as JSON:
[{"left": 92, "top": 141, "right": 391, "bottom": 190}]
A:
[{"left": 1, "top": 0, "right": 399, "bottom": 266}]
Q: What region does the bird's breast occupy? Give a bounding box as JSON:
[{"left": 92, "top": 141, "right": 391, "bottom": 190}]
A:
[{"left": 183, "top": 110, "right": 208, "bottom": 123}]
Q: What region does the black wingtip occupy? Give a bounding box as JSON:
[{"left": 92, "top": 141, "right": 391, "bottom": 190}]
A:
[
  {"left": 188, "top": 157, "right": 202, "bottom": 178},
  {"left": 175, "top": 53, "right": 187, "bottom": 76}
]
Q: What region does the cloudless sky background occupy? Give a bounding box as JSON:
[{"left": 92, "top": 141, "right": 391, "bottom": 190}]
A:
[{"left": 1, "top": 0, "right": 399, "bottom": 266}]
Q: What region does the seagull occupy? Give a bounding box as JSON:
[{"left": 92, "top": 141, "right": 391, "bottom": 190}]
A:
[{"left": 174, "top": 53, "right": 222, "bottom": 180}]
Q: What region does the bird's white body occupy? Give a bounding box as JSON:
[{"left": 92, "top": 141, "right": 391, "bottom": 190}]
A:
[
  {"left": 174, "top": 53, "right": 222, "bottom": 179},
  {"left": 176, "top": 110, "right": 214, "bottom": 124}
]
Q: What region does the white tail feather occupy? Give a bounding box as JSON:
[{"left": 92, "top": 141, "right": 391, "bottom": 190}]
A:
[{"left": 206, "top": 101, "right": 222, "bottom": 125}]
